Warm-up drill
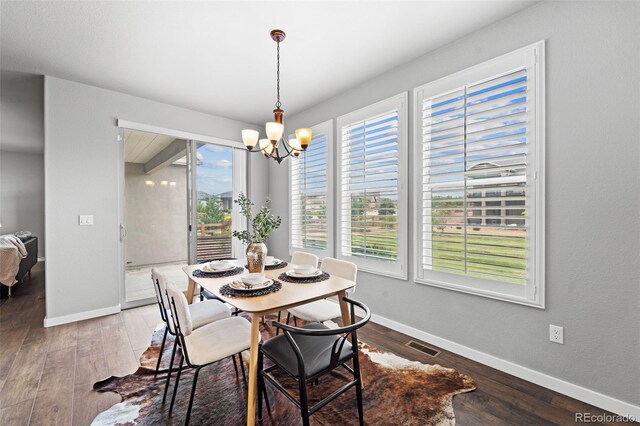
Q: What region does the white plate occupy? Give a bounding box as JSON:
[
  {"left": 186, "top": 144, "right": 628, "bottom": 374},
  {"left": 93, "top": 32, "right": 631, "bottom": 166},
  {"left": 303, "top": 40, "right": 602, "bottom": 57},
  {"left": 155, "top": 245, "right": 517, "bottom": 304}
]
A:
[
  {"left": 286, "top": 269, "right": 322, "bottom": 278},
  {"left": 269, "top": 258, "right": 283, "bottom": 266},
  {"left": 229, "top": 279, "right": 274, "bottom": 292},
  {"left": 203, "top": 262, "right": 236, "bottom": 272}
]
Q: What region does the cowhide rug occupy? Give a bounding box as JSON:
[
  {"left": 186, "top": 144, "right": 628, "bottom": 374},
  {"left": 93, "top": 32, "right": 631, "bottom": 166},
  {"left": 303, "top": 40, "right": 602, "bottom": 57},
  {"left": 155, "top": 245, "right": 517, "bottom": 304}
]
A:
[{"left": 92, "top": 316, "right": 475, "bottom": 425}]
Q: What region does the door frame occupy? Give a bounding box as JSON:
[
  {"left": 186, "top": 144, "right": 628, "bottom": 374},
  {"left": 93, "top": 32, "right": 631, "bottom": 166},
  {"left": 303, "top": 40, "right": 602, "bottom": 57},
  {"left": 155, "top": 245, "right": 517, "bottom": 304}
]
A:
[{"left": 116, "top": 120, "right": 245, "bottom": 309}]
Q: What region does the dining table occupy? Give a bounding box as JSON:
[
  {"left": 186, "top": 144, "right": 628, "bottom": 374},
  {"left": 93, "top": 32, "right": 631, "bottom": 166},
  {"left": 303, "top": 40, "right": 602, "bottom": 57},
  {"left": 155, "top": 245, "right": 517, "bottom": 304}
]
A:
[{"left": 182, "top": 259, "right": 356, "bottom": 426}]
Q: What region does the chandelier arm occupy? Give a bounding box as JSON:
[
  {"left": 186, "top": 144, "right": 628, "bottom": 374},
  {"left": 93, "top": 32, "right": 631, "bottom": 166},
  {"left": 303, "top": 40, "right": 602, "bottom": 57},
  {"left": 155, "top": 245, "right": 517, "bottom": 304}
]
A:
[
  {"left": 281, "top": 135, "right": 293, "bottom": 155},
  {"left": 280, "top": 146, "right": 293, "bottom": 160}
]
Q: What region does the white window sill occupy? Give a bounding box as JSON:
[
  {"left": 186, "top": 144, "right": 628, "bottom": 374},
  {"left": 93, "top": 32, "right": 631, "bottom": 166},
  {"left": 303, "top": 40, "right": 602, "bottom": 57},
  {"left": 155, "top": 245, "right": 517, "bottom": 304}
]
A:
[{"left": 414, "top": 277, "right": 545, "bottom": 309}]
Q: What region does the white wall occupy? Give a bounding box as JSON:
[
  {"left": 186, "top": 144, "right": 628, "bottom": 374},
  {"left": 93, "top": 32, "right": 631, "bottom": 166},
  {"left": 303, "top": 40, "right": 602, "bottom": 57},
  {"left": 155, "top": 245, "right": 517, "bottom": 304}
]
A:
[
  {"left": 0, "top": 72, "right": 45, "bottom": 256},
  {"left": 269, "top": 1, "right": 640, "bottom": 407},
  {"left": 124, "top": 162, "right": 187, "bottom": 267},
  {"left": 44, "top": 76, "right": 266, "bottom": 323}
]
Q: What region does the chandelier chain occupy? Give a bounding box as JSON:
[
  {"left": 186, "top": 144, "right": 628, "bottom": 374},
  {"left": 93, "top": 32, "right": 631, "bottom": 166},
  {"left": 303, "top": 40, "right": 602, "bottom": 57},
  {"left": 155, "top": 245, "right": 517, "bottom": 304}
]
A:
[{"left": 275, "top": 41, "right": 281, "bottom": 109}]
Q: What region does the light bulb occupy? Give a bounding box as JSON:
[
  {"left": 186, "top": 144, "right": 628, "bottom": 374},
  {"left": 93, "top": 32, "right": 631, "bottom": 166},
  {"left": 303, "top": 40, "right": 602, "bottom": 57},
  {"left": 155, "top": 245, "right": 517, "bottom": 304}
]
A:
[
  {"left": 266, "top": 122, "right": 284, "bottom": 142},
  {"left": 295, "top": 128, "right": 312, "bottom": 149},
  {"left": 259, "top": 139, "right": 275, "bottom": 157},
  {"left": 242, "top": 129, "right": 259, "bottom": 150},
  {"left": 289, "top": 138, "right": 302, "bottom": 150}
]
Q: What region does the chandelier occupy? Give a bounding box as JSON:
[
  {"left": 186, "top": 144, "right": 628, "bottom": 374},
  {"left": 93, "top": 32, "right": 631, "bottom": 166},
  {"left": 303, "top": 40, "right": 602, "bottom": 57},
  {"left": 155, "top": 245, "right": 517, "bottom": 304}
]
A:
[{"left": 241, "top": 29, "right": 311, "bottom": 163}]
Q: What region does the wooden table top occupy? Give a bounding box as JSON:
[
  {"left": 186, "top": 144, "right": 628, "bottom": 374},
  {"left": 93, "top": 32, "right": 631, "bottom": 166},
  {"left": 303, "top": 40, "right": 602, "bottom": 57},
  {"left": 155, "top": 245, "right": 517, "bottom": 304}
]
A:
[{"left": 183, "top": 260, "right": 355, "bottom": 315}]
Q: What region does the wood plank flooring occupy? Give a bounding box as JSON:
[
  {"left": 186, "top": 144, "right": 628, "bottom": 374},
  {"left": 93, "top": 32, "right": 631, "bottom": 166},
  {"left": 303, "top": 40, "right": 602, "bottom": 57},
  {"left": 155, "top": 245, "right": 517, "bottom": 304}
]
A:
[{"left": 0, "top": 263, "right": 630, "bottom": 425}]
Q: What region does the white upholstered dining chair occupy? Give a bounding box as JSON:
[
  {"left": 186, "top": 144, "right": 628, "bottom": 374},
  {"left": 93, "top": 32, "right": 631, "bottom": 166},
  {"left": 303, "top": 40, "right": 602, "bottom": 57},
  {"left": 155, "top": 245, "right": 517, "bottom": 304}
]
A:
[
  {"left": 274, "top": 251, "right": 320, "bottom": 334},
  {"left": 151, "top": 268, "right": 238, "bottom": 405},
  {"left": 165, "top": 286, "right": 260, "bottom": 425},
  {"left": 286, "top": 257, "right": 358, "bottom": 324},
  {"left": 290, "top": 251, "right": 319, "bottom": 269}
]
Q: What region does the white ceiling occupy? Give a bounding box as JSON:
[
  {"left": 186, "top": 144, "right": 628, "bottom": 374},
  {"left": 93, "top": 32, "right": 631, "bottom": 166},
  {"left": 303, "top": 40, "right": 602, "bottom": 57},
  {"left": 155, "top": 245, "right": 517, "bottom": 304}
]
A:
[{"left": 0, "top": 1, "right": 535, "bottom": 124}]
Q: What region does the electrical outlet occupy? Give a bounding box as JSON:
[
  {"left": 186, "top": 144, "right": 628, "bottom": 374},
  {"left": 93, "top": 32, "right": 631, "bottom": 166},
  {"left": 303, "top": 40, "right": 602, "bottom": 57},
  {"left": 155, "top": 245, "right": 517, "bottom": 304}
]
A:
[
  {"left": 549, "top": 325, "right": 564, "bottom": 344},
  {"left": 78, "top": 215, "right": 94, "bottom": 226}
]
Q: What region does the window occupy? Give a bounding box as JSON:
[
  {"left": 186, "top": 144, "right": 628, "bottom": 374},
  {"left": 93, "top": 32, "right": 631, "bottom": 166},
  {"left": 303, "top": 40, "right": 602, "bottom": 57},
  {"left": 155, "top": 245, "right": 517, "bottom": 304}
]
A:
[
  {"left": 289, "top": 120, "right": 334, "bottom": 258},
  {"left": 337, "top": 93, "right": 408, "bottom": 278},
  {"left": 414, "top": 41, "right": 545, "bottom": 307}
]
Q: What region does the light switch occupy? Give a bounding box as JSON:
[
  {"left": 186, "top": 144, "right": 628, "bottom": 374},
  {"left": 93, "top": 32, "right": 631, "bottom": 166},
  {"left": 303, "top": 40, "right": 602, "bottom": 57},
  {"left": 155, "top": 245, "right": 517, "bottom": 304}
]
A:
[{"left": 79, "top": 215, "right": 94, "bottom": 226}]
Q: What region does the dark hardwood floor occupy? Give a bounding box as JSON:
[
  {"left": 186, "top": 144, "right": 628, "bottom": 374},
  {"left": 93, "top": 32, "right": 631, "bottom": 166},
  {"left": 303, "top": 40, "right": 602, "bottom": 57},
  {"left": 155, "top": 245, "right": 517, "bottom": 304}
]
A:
[{"left": 0, "top": 263, "right": 632, "bottom": 425}]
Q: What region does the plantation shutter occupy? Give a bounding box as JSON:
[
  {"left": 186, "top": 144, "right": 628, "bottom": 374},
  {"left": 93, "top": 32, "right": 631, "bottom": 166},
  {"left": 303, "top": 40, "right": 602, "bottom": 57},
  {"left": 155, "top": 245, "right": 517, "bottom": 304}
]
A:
[
  {"left": 290, "top": 132, "right": 329, "bottom": 253},
  {"left": 421, "top": 68, "right": 530, "bottom": 285},
  {"left": 340, "top": 109, "right": 401, "bottom": 264}
]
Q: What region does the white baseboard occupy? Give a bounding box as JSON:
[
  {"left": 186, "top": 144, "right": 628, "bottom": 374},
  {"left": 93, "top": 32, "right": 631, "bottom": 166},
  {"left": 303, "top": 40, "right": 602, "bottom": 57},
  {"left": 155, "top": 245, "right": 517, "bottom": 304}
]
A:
[
  {"left": 44, "top": 304, "right": 121, "bottom": 328},
  {"left": 37, "top": 257, "right": 45, "bottom": 262},
  {"left": 356, "top": 307, "right": 639, "bottom": 419}
]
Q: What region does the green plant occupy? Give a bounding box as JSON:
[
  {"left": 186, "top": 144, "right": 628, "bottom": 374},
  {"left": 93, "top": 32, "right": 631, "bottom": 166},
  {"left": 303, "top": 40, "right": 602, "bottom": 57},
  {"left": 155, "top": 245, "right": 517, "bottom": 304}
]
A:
[
  {"left": 378, "top": 197, "right": 396, "bottom": 217},
  {"left": 197, "top": 195, "right": 225, "bottom": 224},
  {"left": 232, "top": 193, "right": 282, "bottom": 245}
]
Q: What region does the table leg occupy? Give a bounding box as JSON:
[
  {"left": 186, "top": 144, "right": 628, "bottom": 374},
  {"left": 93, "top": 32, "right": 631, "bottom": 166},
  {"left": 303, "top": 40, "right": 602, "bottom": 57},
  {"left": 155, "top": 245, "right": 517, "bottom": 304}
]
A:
[
  {"left": 186, "top": 278, "right": 196, "bottom": 305},
  {"left": 338, "top": 290, "right": 351, "bottom": 327},
  {"left": 246, "top": 313, "right": 261, "bottom": 426}
]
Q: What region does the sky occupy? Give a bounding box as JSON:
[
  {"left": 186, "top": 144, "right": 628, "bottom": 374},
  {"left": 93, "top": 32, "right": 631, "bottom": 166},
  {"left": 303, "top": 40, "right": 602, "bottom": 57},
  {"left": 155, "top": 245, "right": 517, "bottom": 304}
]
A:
[{"left": 196, "top": 143, "right": 233, "bottom": 196}]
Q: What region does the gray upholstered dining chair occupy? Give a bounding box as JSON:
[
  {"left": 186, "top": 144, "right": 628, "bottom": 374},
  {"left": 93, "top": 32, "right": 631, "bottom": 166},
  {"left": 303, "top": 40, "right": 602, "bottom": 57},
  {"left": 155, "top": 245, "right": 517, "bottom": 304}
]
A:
[
  {"left": 165, "top": 286, "right": 262, "bottom": 425},
  {"left": 286, "top": 257, "right": 357, "bottom": 324}
]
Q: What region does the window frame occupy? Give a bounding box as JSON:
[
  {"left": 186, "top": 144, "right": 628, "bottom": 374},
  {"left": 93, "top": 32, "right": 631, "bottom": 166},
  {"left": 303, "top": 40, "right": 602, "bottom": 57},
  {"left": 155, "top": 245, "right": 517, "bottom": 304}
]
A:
[
  {"left": 413, "top": 41, "right": 546, "bottom": 308},
  {"left": 336, "top": 92, "right": 409, "bottom": 279},
  {"left": 288, "top": 120, "right": 334, "bottom": 259}
]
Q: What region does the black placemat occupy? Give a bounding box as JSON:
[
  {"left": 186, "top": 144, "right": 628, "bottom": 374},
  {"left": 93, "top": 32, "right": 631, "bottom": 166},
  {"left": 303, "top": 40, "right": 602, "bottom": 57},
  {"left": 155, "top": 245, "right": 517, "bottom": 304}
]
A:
[
  {"left": 192, "top": 266, "right": 245, "bottom": 278},
  {"left": 245, "top": 261, "right": 288, "bottom": 271},
  {"left": 278, "top": 271, "right": 330, "bottom": 284},
  {"left": 219, "top": 280, "right": 282, "bottom": 297}
]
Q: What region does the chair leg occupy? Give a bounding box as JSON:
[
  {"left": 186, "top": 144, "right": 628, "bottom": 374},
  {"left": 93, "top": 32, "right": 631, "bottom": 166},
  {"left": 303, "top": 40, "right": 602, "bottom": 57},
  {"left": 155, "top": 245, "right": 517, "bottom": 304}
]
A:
[
  {"left": 298, "top": 376, "right": 311, "bottom": 426},
  {"left": 239, "top": 352, "right": 247, "bottom": 383},
  {"left": 353, "top": 352, "right": 365, "bottom": 426},
  {"left": 257, "top": 349, "right": 272, "bottom": 421},
  {"left": 169, "top": 354, "right": 185, "bottom": 416},
  {"left": 293, "top": 316, "right": 298, "bottom": 327},
  {"left": 286, "top": 312, "right": 291, "bottom": 325},
  {"left": 276, "top": 311, "right": 282, "bottom": 336},
  {"left": 231, "top": 354, "right": 239, "bottom": 377},
  {"left": 263, "top": 384, "right": 271, "bottom": 416},
  {"left": 163, "top": 341, "right": 178, "bottom": 403},
  {"left": 155, "top": 327, "right": 169, "bottom": 375},
  {"left": 185, "top": 367, "right": 202, "bottom": 426}
]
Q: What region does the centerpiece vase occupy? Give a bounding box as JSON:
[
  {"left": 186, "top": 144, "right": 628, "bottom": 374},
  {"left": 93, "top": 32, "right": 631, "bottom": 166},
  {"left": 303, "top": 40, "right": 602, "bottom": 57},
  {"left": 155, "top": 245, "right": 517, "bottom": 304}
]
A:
[{"left": 246, "top": 242, "right": 267, "bottom": 273}]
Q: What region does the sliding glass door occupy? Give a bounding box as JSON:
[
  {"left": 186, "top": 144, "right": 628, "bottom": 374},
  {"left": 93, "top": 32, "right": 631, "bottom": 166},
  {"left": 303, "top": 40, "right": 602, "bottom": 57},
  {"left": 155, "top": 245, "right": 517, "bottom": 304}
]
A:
[
  {"left": 191, "top": 142, "right": 247, "bottom": 262},
  {"left": 120, "top": 128, "right": 246, "bottom": 307}
]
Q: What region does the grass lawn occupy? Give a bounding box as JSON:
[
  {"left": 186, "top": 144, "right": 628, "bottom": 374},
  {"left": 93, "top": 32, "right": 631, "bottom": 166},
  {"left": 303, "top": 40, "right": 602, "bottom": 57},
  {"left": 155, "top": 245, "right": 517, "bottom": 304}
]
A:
[
  {"left": 431, "top": 231, "right": 526, "bottom": 284},
  {"left": 346, "top": 225, "right": 527, "bottom": 285}
]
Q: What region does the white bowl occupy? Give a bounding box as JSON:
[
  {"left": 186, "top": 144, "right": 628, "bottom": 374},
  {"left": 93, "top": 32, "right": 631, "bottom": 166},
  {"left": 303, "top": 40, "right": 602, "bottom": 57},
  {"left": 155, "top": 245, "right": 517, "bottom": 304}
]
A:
[
  {"left": 209, "top": 261, "right": 231, "bottom": 270},
  {"left": 242, "top": 273, "right": 265, "bottom": 286},
  {"left": 265, "top": 256, "right": 275, "bottom": 264},
  {"left": 293, "top": 264, "right": 315, "bottom": 275}
]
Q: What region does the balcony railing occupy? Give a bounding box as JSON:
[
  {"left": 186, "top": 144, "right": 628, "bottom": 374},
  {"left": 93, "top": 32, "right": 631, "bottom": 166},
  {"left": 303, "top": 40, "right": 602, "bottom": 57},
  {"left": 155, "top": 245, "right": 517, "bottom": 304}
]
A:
[{"left": 196, "top": 222, "right": 232, "bottom": 261}]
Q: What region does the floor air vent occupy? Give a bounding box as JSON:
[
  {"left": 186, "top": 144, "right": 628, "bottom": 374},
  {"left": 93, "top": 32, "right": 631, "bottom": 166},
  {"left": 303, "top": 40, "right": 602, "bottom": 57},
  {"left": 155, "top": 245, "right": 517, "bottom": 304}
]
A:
[{"left": 406, "top": 340, "right": 440, "bottom": 357}]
